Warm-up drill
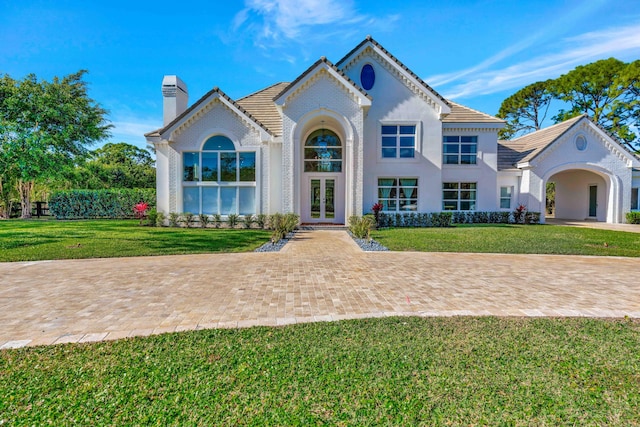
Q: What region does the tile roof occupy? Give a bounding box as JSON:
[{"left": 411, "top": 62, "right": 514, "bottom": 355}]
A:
[
  {"left": 237, "top": 82, "right": 289, "bottom": 137},
  {"left": 496, "top": 115, "right": 586, "bottom": 169},
  {"left": 443, "top": 102, "right": 505, "bottom": 124}
]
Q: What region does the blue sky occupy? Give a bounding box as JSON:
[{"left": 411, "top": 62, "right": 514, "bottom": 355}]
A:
[{"left": 2, "top": 0, "right": 639, "bottom": 151}]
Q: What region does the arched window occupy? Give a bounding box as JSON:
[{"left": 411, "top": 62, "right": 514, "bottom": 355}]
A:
[
  {"left": 182, "top": 135, "right": 256, "bottom": 216},
  {"left": 304, "top": 129, "right": 342, "bottom": 172}
]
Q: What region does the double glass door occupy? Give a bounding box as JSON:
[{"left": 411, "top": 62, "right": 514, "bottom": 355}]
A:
[{"left": 310, "top": 178, "right": 335, "bottom": 221}]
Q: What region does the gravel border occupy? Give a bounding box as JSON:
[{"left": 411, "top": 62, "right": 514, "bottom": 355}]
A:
[
  {"left": 348, "top": 231, "right": 389, "bottom": 251},
  {"left": 254, "top": 232, "right": 296, "bottom": 252}
]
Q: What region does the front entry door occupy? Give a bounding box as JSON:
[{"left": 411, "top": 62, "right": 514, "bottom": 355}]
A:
[
  {"left": 588, "top": 185, "right": 597, "bottom": 217},
  {"left": 310, "top": 178, "right": 335, "bottom": 222}
]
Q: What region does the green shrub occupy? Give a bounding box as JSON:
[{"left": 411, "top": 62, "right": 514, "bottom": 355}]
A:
[
  {"left": 198, "top": 214, "right": 210, "bottom": 228},
  {"left": 626, "top": 211, "right": 640, "bottom": 224},
  {"left": 48, "top": 189, "right": 155, "bottom": 220},
  {"left": 227, "top": 213, "right": 239, "bottom": 228},
  {"left": 268, "top": 212, "right": 299, "bottom": 242},
  {"left": 155, "top": 211, "right": 166, "bottom": 227},
  {"left": 378, "top": 212, "right": 452, "bottom": 228},
  {"left": 147, "top": 209, "right": 158, "bottom": 227},
  {"left": 169, "top": 212, "right": 180, "bottom": 227},
  {"left": 213, "top": 214, "right": 222, "bottom": 228},
  {"left": 182, "top": 212, "right": 195, "bottom": 228},
  {"left": 349, "top": 215, "right": 375, "bottom": 239},
  {"left": 243, "top": 214, "right": 255, "bottom": 229},
  {"left": 256, "top": 213, "right": 267, "bottom": 229}
]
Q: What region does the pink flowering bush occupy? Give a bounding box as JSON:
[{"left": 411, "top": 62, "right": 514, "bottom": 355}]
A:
[{"left": 133, "top": 202, "right": 149, "bottom": 225}]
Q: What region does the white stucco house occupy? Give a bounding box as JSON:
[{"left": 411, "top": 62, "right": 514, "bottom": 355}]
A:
[{"left": 145, "top": 36, "right": 640, "bottom": 224}]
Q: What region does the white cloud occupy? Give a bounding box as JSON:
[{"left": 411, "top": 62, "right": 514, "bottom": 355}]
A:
[
  {"left": 106, "top": 117, "right": 162, "bottom": 150},
  {"left": 235, "top": 0, "right": 359, "bottom": 40},
  {"left": 433, "top": 23, "right": 640, "bottom": 100}
]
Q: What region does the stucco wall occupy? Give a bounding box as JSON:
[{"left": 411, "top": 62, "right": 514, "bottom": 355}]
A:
[
  {"left": 527, "top": 121, "right": 634, "bottom": 223},
  {"left": 551, "top": 170, "right": 607, "bottom": 221},
  {"left": 355, "top": 56, "right": 443, "bottom": 213},
  {"left": 442, "top": 127, "right": 500, "bottom": 211}
]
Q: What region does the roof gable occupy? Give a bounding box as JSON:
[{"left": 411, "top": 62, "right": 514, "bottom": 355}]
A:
[
  {"left": 336, "top": 36, "right": 451, "bottom": 116},
  {"left": 152, "top": 87, "right": 272, "bottom": 141},
  {"left": 497, "top": 115, "right": 640, "bottom": 169},
  {"left": 273, "top": 57, "right": 372, "bottom": 109}
]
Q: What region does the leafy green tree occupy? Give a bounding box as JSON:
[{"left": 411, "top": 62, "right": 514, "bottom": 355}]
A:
[
  {"left": 68, "top": 142, "right": 156, "bottom": 189},
  {"left": 497, "top": 58, "right": 640, "bottom": 149},
  {"left": 551, "top": 58, "right": 637, "bottom": 145},
  {"left": 497, "top": 80, "right": 553, "bottom": 139},
  {"left": 0, "top": 71, "right": 111, "bottom": 218}
]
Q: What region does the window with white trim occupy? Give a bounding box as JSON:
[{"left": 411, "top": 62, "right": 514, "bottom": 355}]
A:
[
  {"left": 182, "top": 135, "right": 256, "bottom": 215},
  {"left": 632, "top": 187, "right": 639, "bottom": 210},
  {"left": 381, "top": 125, "right": 416, "bottom": 158},
  {"left": 500, "top": 186, "right": 512, "bottom": 209},
  {"left": 378, "top": 178, "right": 418, "bottom": 211},
  {"left": 443, "top": 136, "right": 477, "bottom": 165},
  {"left": 443, "top": 182, "right": 477, "bottom": 211}
]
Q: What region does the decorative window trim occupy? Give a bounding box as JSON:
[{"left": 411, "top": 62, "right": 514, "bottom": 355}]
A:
[
  {"left": 377, "top": 177, "right": 418, "bottom": 212},
  {"left": 378, "top": 121, "right": 420, "bottom": 162},
  {"left": 442, "top": 182, "right": 477, "bottom": 211},
  {"left": 575, "top": 134, "right": 588, "bottom": 151}
]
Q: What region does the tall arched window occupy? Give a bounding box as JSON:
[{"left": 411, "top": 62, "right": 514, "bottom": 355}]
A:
[
  {"left": 304, "top": 129, "right": 342, "bottom": 172},
  {"left": 182, "top": 135, "right": 256, "bottom": 216}
]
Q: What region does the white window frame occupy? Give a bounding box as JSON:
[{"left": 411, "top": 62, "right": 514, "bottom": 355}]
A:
[
  {"left": 377, "top": 177, "right": 419, "bottom": 212},
  {"left": 442, "top": 182, "right": 477, "bottom": 211},
  {"left": 443, "top": 135, "right": 478, "bottom": 165},
  {"left": 182, "top": 146, "right": 259, "bottom": 216},
  {"left": 379, "top": 122, "right": 420, "bottom": 162},
  {"left": 632, "top": 187, "right": 639, "bottom": 211},
  {"left": 500, "top": 186, "right": 512, "bottom": 210}
]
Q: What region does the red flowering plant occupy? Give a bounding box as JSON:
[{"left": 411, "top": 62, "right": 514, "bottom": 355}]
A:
[
  {"left": 133, "top": 202, "right": 149, "bottom": 225},
  {"left": 513, "top": 204, "right": 527, "bottom": 224},
  {"left": 372, "top": 203, "right": 383, "bottom": 227}
]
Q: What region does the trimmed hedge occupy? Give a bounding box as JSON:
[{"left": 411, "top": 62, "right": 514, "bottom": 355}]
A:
[
  {"left": 49, "top": 189, "right": 156, "bottom": 220},
  {"left": 626, "top": 211, "right": 640, "bottom": 224},
  {"left": 378, "top": 212, "right": 453, "bottom": 228},
  {"left": 377, "top": 211, "right": 541, "bottom": 228}
]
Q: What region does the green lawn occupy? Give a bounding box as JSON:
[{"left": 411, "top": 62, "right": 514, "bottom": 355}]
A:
[
  {"left": 0, "top": 219, "right": 271, "bottom": 262},
  {"left": 373, "top": 224, "right": 640, "bottom": 257},
  {"left": 1, "top": 317, "right": 638, "bottom": 425}
]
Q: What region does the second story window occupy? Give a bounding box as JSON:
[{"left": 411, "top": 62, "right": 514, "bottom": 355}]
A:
[
  {"left": 443, "top": 136, "right": 477, "bottom": 165},
  {"left": 382, "top": 125, "right": 416, "bottom": 158}
]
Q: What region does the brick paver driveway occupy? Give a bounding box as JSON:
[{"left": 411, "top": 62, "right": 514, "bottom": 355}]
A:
[{"left": 1, "top": 230, "right": 639, "bottom": 349}]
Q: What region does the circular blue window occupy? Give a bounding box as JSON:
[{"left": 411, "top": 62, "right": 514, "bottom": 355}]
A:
[
  {"left": 360, "top": 64, "right": 375, "bottom": 90},
  {"left": 575, "top": 135, "right": 587, "bottom": 151}
]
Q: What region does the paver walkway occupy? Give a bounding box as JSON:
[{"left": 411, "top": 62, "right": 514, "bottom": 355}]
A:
[{"left": 1, "top": 230, "right": 639, "bottom": 349}]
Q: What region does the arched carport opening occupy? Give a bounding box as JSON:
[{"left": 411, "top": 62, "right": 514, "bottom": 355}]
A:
[{"left": 543, "top": 165, "right": 620, "bottom": 223}]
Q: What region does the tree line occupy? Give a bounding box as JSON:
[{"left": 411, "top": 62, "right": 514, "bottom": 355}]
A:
[
  {"left": 497, "top": 58, "right": 640, "bottom": 149},
  {"left": 0, "top": 71, "right": 154, "bottom": 219}
]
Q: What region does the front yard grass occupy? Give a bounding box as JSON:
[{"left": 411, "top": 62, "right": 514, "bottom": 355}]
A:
[
  {"left": 1, "top": 316, "right": 639, "bottom": 425},
  {"left": 0, "top": 219, "right": 271, "bottom": 262},
  {"left": 373, "top": 224, "right": 640, "bottom": 257}
]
